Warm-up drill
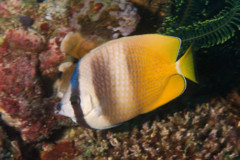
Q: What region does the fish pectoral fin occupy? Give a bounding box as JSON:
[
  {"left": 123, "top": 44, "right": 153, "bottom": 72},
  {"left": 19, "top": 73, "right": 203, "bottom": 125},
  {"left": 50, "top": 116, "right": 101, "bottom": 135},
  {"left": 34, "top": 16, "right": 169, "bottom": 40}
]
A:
[{"left": 140, "top": 74, "right": 186, "bottom": 114}]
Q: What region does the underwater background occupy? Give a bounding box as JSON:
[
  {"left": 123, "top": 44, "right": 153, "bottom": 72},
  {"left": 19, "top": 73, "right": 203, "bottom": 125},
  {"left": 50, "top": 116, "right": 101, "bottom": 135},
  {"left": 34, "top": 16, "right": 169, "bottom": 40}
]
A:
[{"left": 0, "top": 0, "right": 240, "bottom": 159}]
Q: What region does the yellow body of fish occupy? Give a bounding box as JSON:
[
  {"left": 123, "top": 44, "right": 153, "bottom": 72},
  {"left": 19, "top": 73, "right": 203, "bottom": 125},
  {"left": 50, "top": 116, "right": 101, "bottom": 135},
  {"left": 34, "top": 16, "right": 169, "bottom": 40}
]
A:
[{"left": 56, "top": 34, "right": 197, "bottom": 129}]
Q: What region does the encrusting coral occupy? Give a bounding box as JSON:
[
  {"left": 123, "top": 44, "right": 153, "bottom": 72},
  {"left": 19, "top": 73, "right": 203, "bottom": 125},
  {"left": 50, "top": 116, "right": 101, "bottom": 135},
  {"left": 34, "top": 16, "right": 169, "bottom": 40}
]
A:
[
  {"left": 39, "top": 36, "right": 66, "bottom": 79},
  {"left": 40, "top": 101, "right": 240, "bottom": 160},
  {"left": 69, "top": 0, "right": 140, "bottom": 39},
  {"left": 41, "top": 140, "right": 80, "bottom": 160},
  {"left": 0, "top": 28, "right": 62, "bottom": 142}
]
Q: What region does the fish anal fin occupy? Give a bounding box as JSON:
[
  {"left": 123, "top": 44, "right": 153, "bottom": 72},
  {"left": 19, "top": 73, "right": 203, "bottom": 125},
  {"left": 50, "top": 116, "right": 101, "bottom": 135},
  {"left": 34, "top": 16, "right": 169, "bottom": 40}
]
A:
[{"left": 140, "top": 74, "right": 186, "bottom": 114}]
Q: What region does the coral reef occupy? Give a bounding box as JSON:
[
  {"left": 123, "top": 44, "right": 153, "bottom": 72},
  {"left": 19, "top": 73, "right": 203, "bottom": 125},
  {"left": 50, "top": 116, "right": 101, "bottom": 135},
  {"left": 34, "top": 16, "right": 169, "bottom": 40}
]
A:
[
  {"left": 69, "top": 0, "right": 140, "bottom": 39},
  {"left": 0, "top": 126, "right": 13, "bottom": 159},
  {"left": 39, "top": 36, "right": 66, "bottom": 79},
  {"left": 43, "top": 0, "right": 69, "bottom": 22},
  {"left": 0, "top": 28, "right": 62, "bottom": 142},
  {"left": 3, "top": 28, "right": 45, "bottom": 51},
  {"left": 41, "top": 140, "right": 81, "bottom": 160},
  {"left": 0, "top": 0, "right": 240, "bottom": 159},
  {"left": 128, "top": 0, "right": 169, "bottom": 15},
  {"left": 220, "top": 89, "right": 240, "bottom": 119},
  {"left": 0, "top": 125, "right": 22, "bottom": 159},
  {"left": 0, "top": 0, "right": 140, "bottom": 145},
  {"left": 0, "top": 0, "right": 83, "bottom": 143},
  {"left": 0, "top": 0, "right": 22, "bottom": 34},
  {"left": 40, "top": 101, "right": 240, "bottom": 159},
  {"left": 0, "top": 0, "right": 71, "bottom": 37}
]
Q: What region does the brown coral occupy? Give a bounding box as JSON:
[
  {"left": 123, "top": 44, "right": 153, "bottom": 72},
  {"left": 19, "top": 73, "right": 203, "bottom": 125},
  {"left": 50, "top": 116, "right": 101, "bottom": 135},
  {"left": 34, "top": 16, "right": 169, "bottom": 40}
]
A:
[
  {"left": 40, "top": 102, "right": 240, "bottom": 160},
  {"left": 69, "top": 0, "right": 140, "bottom": 39},
  {"left": 41, "top": 141, "right": 80, "bottom": 160}
]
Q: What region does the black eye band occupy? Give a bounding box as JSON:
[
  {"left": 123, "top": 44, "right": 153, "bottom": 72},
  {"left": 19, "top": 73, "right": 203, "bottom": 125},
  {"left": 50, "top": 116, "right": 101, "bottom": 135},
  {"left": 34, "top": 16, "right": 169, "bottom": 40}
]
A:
[
  {"left": 70, "top": 62, "right": 91, "bottom": 128},
  {"left": 54, "top": 102, "right": 62, "bottom": 114},
  {"left": 70, "top": 95, "right": 80, "bottom": 106}
]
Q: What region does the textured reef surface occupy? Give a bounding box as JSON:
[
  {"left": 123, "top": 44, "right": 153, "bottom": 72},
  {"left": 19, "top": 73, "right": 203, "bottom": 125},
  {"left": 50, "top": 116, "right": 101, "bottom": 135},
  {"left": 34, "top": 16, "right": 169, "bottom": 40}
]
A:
[
  {"left": 0, "top": 0, "right": 240, "bottom": 159},
  {"left": 40, "top": 99, "right": 240, "bottom": 160}
]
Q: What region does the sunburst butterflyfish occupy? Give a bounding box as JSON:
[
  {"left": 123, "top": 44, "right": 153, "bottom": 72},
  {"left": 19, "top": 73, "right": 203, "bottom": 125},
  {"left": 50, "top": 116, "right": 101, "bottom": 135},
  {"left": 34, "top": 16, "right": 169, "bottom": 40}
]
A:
[{"left": 55, "top": 34, "right": 197, "bottom": 129}]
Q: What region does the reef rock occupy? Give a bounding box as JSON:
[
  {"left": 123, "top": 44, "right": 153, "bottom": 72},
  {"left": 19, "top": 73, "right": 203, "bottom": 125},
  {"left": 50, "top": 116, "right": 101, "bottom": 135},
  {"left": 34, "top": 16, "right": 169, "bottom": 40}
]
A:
[
  {"left": 39, "top": 36, "right": 66, "bottom": 79},
  {"left": 39, "top": 102, "right": 240, "bottom": 159},
  {"left": 0, "top": 28, "right": 62, "bottom": 142},
  {"left": 69, "top": 0, "right": 140, "bottom": 40},
  {"left": 128, "top": 0, "right": 169, "bottom": 15}
]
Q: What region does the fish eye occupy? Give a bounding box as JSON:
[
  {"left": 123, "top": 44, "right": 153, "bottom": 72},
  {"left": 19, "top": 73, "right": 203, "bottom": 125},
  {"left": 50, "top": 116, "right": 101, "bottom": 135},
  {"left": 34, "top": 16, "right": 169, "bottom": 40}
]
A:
[
  {"left": 70, "top": 95, "right": 80, "bottom": 106},
  {"left": 55, "top": 103, "right": 61, "bottom": 114},
  {"left": 55, "top": 103, "right": 61, "bottom": 110}
]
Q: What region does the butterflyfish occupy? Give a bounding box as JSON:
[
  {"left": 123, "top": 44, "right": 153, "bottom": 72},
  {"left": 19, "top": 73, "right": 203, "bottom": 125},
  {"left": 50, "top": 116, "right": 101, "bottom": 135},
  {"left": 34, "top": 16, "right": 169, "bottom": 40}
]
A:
[{"left": 55, "top": 34, "right": 197, "bottom": 129}]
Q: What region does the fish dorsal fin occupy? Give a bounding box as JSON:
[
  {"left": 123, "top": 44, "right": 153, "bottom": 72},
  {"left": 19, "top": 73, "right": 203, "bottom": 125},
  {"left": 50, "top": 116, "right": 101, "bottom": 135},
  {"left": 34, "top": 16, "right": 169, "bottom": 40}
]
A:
[
  {"left": 140, "top": 74, "right": 186, "bottom": 114},
  {"left": 117, "top": 34, "right": 181, "bottom": 62}
]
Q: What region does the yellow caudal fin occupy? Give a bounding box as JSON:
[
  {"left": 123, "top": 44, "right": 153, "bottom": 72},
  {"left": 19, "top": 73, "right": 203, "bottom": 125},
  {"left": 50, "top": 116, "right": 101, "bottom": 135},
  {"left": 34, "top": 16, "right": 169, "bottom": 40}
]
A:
[
  {"left": 115, "top": 34, "right": 181, "bottom": 62},
  {"left": 177, "top": 45, "right": 198, "bottom": 83},
  {"left": 140, "top": 74, "right": 186, "bottom": 114}
]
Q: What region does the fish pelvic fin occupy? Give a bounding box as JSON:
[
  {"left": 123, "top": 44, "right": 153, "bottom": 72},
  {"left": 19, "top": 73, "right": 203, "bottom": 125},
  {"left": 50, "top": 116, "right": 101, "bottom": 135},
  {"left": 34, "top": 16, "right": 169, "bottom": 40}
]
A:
[{"left": 176, "top": 45, "right": 198, "bottom": 83}]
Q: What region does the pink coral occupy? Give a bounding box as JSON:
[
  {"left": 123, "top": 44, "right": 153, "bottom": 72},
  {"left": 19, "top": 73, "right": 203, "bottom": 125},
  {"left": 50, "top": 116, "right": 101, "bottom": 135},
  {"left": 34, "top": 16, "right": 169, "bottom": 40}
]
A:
[
  {"left": 4, "top": 28, "right": 45, "bottom": 51},
  {"left": 39, "top": 37, "right": 66, "bottom": 79},
  {"left": 0, "top": 49, "right": 39, "bottom": 100},
  {"left": 108, "top": 1, "right": 140, "bottom": 38},
  {"left": 0, "top": 2, "right": 10, "bottom": 18},
  {"left": 0, "top": 28, "right": 61, "bottom": 142},
  {"left": 0, "top": 0, "right": 22, "bottom": 18}
]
